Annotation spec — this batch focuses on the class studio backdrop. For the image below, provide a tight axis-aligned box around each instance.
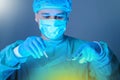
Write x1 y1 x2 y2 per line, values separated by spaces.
0 0 120 61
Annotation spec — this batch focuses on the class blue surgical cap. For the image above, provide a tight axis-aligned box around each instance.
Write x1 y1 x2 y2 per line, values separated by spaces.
33 0 72 13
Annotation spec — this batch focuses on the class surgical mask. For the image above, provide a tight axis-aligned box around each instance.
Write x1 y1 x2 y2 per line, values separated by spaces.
39 19 67 40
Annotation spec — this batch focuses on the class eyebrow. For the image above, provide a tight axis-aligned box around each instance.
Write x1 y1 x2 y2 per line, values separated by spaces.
56 13 66 16
41 12 66 16
41 13 50 16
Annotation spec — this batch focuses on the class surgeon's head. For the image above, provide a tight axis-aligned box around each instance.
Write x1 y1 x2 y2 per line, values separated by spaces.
33 0 72 40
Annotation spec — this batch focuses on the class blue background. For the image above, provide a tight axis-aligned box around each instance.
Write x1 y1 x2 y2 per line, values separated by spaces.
0 0 120 61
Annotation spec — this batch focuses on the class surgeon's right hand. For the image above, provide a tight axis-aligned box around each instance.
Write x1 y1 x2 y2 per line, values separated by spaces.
16 36 46 59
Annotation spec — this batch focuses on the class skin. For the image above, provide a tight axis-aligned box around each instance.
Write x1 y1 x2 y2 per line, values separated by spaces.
34 9 68 40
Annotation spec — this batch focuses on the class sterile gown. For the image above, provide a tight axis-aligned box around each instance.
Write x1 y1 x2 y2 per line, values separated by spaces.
0 36 120 80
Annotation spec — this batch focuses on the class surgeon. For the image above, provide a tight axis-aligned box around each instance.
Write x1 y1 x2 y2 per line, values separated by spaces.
0 0 120 80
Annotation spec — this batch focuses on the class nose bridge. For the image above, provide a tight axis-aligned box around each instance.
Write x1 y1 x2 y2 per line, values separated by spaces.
50 16 56 19
49 18 56 26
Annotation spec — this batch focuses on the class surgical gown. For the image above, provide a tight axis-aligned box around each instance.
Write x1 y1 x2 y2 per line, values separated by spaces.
0 35 120 80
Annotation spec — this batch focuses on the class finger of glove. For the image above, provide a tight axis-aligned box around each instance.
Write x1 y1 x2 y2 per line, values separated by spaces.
19 37 39 58
32 39 44 57
86 47 99 61
78 46 98 62
36 37 46 50
36 37 47 58
27 45 37 58
18 41 32 57
72 44 87 60
78 46 96 62
84 46 96 61
79 57 87 64
29 42 40 59
73 48 89 64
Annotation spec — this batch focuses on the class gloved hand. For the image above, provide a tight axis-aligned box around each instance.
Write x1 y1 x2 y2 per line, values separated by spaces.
18 36 46 59
72 42 102 63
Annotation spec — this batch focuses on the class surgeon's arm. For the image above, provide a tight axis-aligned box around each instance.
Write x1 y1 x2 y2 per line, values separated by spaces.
0 40 26 80
89 41 120 80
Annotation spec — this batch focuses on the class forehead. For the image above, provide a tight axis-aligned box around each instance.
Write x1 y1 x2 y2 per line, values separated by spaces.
37 9 66 15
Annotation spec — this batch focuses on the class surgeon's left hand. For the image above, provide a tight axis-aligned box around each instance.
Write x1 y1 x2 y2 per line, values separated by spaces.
72 42 102 64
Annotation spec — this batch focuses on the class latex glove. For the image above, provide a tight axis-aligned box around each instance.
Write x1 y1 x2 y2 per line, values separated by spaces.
18 36 47 59
72 42 102 64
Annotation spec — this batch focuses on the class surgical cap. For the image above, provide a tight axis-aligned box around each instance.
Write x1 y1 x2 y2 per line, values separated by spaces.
33 0 72 13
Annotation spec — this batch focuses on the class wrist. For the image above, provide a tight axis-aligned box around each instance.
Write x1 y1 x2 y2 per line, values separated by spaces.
14 46 23 58
13 46 27 63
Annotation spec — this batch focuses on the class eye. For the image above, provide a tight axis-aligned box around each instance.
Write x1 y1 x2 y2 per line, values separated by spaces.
55 16 65 20
43 15 51 19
